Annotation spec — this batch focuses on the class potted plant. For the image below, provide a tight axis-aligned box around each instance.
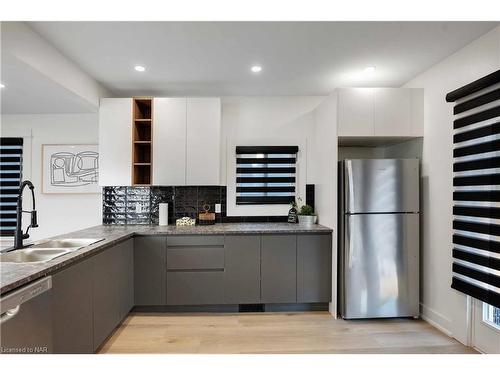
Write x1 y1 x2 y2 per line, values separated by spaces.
296 197 317 225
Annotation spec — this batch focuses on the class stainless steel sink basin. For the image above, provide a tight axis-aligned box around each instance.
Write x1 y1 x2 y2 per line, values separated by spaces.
30 238 104 250
0 238 104 263
0 248 71 263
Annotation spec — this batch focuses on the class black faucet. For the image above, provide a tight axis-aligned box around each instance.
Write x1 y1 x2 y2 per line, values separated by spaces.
12 180 38 250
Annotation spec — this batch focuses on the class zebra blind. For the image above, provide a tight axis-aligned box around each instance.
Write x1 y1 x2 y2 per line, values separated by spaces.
236 146 298 205
0 138 23 237
447 69 500 309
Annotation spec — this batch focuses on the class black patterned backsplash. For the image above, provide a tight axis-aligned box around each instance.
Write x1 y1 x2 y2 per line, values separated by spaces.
102 185 315 225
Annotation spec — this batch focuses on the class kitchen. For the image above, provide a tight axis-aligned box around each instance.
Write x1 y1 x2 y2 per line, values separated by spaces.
1 8 499 371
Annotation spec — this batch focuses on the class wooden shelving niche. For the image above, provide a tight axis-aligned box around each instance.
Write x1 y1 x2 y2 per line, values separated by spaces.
132 98 153 185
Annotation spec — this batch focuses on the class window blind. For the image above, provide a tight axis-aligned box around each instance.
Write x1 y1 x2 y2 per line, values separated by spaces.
235 146 298 205
0 138 23 237
447 69 500 309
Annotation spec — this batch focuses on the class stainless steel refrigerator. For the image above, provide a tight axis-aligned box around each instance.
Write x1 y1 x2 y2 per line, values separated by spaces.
338 159 420 319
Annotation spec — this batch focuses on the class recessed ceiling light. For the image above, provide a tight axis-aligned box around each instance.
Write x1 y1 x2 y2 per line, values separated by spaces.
251 65 262 73
134 65 146 72
364 66 376 73
0 83 5 88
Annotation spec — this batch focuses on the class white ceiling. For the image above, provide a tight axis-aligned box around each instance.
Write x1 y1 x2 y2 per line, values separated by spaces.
27 21 498 96
1 52 98 114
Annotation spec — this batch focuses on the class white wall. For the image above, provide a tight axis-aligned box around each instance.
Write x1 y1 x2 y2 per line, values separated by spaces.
338 146 386 160
338 140 423 160
383 138 423 159
221 96 324 216
1 114 102 241
312 92 338 314
403 26 500 344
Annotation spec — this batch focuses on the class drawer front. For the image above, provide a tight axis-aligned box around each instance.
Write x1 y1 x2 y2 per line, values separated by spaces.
167 235 224 247
166 271 224 305
167 247 224 270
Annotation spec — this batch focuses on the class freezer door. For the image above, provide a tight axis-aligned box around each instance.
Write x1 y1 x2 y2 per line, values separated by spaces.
342 213 419 319
344 159 419 213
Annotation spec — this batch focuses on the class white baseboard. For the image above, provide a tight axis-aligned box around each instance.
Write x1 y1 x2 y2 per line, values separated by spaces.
420 303 453 337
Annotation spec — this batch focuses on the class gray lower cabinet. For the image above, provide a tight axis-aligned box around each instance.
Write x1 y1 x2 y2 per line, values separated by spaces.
46 231 331 353
92 245 120 351
134 236 167 305
297 234 332 303
52 257 94 353
118 239 134 319
53 239 134 353
166 235 225 305
261 235 297 303
167 271 224 305
224 235 261 304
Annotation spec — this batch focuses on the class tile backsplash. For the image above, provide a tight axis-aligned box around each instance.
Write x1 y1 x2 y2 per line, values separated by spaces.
102 186 312 225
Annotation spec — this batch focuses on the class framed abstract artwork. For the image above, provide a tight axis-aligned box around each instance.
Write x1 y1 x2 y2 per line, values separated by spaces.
42 144 100 194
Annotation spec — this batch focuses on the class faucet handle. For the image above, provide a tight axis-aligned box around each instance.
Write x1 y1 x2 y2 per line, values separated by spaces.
30 210 38 228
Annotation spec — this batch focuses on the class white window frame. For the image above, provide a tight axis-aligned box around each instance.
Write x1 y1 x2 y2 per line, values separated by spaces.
482 302 500 332
226 137 307 217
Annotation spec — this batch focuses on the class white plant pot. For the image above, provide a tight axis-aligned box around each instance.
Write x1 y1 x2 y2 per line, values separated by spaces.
297 215 317 225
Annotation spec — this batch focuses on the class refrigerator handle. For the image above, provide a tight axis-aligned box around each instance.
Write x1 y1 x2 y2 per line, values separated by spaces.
346 215 354 268
346 160 355 213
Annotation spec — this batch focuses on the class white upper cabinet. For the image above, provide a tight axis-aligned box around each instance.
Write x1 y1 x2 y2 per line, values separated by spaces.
99 98 132 186
186 98 221 185
153 98 187 185
373 88 411 136
151 97 221 186
338 88 374 136
337 88 423 137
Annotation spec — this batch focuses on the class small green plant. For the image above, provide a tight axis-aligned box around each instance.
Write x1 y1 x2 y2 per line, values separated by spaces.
296 197 315 216
299 204 314 216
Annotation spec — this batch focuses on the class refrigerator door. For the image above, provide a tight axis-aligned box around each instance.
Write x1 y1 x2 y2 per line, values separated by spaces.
344 159 419 214
342 213 419 319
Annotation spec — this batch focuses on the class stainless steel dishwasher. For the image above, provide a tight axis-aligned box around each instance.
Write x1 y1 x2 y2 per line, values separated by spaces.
0 276 53 354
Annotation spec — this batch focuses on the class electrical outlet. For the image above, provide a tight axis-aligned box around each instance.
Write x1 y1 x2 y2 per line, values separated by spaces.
215 203 221 213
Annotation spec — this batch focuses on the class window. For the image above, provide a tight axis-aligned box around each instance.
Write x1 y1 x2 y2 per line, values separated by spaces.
483 303 500 330
235 146 298 205
0 138 23 237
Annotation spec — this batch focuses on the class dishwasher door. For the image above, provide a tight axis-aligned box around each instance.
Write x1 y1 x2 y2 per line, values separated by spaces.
0 276 53 354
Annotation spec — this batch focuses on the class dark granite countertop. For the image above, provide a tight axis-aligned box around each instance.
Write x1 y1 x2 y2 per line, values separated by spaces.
0 223 332 295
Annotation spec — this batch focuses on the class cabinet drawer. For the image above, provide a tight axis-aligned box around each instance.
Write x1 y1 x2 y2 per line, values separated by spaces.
166 271 224 305
167 235 224 247
167 247 224 270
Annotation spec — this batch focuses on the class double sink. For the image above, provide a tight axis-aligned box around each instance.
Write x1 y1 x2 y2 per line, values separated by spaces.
0 238 104 264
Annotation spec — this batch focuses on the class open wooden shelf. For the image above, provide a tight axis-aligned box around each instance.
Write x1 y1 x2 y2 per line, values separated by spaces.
132 98 153 185
133 164 151 185
133 99 152 120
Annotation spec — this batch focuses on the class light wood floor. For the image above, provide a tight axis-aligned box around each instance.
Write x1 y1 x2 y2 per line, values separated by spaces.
99 312 477 354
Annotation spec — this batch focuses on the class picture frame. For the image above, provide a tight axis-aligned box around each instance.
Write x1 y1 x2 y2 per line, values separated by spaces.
42 144 100 194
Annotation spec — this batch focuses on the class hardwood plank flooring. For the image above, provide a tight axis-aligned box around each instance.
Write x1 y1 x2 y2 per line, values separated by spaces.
99 312 477 354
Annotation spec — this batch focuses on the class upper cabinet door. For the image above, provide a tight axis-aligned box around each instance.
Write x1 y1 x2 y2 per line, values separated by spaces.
337 88 374 136
186 98 221 185
99 98 133 186
153 98 187 185
373 88 411 136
